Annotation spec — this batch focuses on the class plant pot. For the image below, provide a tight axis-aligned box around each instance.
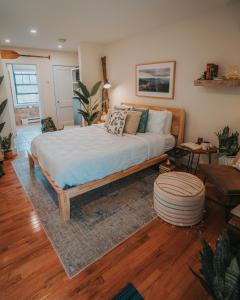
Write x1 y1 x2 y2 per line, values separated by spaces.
4 150 14 160
218 155 235 166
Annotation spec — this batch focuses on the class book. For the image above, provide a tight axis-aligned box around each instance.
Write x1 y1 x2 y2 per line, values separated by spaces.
180 142 202 151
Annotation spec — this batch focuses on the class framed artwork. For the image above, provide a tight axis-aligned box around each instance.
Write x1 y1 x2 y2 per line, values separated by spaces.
136 61 176 99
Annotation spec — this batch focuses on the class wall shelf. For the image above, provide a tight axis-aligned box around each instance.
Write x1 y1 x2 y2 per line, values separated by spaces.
194 79 240 87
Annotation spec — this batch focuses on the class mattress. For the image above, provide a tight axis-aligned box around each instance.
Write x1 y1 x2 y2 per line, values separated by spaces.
31 124 175 188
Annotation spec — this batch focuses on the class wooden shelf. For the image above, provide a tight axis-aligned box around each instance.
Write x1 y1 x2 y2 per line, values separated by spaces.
194 79 240 87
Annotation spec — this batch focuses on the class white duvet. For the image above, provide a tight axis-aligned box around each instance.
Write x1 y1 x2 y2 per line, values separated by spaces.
31 124 175 188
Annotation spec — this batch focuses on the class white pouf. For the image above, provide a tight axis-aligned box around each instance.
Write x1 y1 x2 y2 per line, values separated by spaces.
154 172 205 226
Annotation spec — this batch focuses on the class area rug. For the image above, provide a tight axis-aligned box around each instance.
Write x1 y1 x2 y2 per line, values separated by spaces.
13 156 158 278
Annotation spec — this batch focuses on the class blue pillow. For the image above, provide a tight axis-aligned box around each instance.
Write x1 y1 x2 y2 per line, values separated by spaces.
133 108 149 133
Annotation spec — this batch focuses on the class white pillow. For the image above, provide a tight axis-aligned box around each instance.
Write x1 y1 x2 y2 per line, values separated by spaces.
146 110 168 134
164 111 173 134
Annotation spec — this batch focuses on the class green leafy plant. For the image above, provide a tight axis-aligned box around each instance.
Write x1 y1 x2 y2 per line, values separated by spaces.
216 126 240 156
0 75 9 175
0 76 8 135
190 232 240 300
74 80 102 125
1 133 12 152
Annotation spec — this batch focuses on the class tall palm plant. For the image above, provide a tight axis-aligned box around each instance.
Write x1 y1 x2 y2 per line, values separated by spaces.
74 80 102 125
0 76 7 135
0 75 8 176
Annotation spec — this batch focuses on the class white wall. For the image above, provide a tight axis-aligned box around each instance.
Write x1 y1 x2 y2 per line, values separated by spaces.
78 42 105 88
1 47 78 134
105 3 240 145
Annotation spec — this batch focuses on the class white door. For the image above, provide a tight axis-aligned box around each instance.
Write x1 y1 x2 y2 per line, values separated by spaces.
53 65 75 128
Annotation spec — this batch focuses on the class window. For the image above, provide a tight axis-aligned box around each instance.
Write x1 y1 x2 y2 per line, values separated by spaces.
12 65 39 105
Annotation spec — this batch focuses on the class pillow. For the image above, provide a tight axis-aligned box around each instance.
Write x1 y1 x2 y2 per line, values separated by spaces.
146 110 168 134
164 110 173 134
133 108 149 133
124 111 142 135
104 106 131 126
105 110 128 136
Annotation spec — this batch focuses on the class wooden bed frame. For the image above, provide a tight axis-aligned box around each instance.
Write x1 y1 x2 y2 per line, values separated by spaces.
28 103 185 222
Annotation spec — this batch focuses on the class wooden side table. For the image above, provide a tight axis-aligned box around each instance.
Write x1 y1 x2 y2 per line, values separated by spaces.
178 145 217 173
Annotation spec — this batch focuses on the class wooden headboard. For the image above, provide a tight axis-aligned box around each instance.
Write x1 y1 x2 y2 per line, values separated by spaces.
122 102 185 145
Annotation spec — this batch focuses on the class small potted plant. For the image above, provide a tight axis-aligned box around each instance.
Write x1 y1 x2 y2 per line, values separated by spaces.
1 133 13 159
216 126 240 165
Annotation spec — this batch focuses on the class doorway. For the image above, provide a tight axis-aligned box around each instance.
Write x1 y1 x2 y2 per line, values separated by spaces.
7 63 42 153
52 65 77 128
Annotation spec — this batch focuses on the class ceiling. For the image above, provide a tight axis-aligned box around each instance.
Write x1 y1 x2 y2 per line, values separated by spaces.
0 0 232 51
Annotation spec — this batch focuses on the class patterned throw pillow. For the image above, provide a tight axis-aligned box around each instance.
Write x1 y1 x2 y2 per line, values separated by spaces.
105 110 128 136
133 108 149 133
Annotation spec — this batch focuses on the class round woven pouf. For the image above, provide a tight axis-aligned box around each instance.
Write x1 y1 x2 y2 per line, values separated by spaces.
154 172 205 226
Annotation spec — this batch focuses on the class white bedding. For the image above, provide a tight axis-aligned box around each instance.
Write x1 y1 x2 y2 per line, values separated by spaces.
31 124 175 188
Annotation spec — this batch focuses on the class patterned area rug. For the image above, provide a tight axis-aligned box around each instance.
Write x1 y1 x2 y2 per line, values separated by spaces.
13 156 158 278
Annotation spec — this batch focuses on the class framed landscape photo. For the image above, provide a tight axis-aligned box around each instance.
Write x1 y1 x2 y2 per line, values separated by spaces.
136 61 176 99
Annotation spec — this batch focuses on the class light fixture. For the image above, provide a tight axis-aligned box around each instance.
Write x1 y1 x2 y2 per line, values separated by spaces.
58 45 63 49
30 29 37 34
58 38 66 43
103 80 111 89
4 39 10 43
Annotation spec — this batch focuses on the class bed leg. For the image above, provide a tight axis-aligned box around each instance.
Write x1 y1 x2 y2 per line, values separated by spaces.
28 153 34 169
58 192 70 222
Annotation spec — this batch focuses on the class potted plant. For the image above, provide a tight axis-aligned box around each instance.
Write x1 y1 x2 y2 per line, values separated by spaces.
74 80 102 125
216 126 240 165
1 133 13 159
191 232 240 300
0 76 8 175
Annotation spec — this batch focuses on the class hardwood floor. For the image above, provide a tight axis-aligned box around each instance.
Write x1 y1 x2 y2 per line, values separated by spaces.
0 160 225 300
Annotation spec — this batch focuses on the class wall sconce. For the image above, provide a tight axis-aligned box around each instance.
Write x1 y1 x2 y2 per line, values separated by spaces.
103 80 111 89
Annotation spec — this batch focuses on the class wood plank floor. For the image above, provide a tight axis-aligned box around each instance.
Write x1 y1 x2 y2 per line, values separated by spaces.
0 160 225 300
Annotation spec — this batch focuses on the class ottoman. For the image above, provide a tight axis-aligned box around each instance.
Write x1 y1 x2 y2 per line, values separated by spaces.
154 172 205 226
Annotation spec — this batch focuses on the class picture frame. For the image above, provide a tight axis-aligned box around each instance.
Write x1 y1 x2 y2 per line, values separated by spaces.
136 61 176 99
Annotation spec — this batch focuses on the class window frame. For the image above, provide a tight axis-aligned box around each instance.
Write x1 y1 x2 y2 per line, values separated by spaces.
12 67 40 106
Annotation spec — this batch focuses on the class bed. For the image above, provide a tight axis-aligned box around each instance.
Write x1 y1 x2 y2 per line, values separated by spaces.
28 103 185 221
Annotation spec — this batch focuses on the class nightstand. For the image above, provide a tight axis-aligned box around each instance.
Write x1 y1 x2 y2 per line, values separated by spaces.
178 145 217 173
